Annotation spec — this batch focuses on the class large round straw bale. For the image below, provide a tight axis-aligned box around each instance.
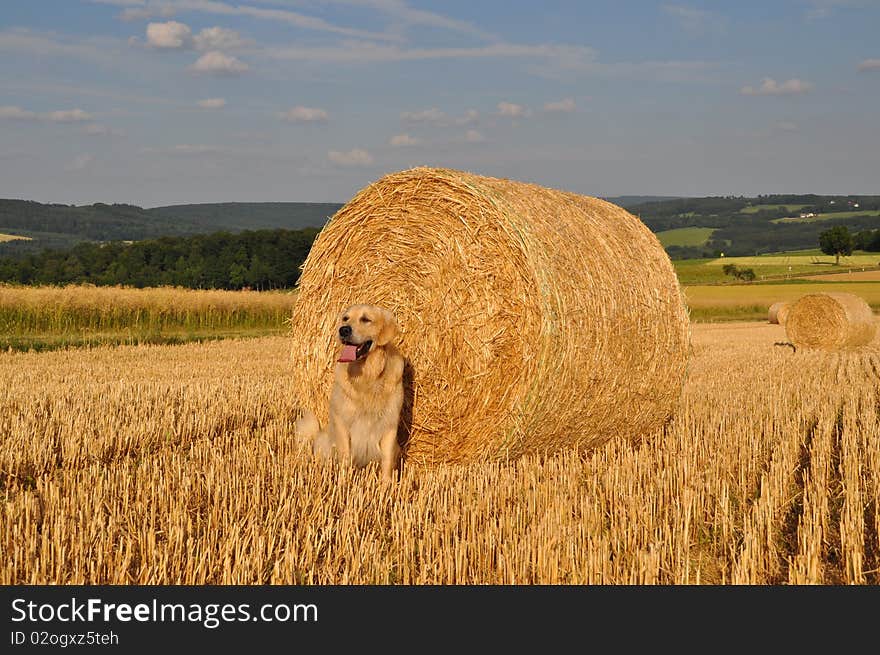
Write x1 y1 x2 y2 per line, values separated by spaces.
768 301 789 324
289 167 690 465
785 292 876 350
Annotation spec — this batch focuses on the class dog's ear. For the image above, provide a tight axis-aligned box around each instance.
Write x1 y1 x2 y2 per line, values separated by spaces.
376 308 399 346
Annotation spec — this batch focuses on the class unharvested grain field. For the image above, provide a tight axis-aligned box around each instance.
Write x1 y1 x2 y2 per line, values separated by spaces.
0 233 30 243
0 284 296 351
2 320 879 584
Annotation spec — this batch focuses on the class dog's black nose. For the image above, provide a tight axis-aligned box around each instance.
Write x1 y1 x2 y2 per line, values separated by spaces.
339 325 352 338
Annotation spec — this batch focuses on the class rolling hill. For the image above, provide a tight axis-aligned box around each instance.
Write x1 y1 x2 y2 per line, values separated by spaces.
2 194 880 261
629 194 880 258
0 199 341 257
147 202 343 232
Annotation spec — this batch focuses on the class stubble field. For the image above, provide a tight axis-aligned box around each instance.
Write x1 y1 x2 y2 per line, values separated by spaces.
2 320 879 584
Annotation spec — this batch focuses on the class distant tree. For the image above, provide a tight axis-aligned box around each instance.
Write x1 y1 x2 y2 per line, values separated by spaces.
818 226 854 265
721 262 756 281
854 230 872 251
852 229 880 252
228 262 248 289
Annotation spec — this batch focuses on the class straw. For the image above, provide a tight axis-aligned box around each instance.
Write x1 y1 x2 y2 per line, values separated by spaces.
290 167 690 464
785 292 876 350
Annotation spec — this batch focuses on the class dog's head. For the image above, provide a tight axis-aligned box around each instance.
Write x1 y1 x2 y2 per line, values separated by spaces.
336 304 398 363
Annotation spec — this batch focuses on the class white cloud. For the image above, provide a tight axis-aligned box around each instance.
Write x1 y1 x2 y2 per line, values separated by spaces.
146 21 192 48
340 0 497 41
198 97 227 109
401 108 446 124
857 58 880 71
3 23 712 87
389 133 420 147
400 107 479 127
94 0 490 42
328 148 373 166
85 123 125 136
45 109 93 122
67 153 95 171
143 22 247 51
740 77 813 96
776 121 799 132
496 101 529 117
194 26 247 51
464 129 484 143
190 50 249 75
106 0 400 42
543 98 576 113
266 42 597 65
453 109 479 126
279 106 329 122
0 105 37 120
0 105 93 122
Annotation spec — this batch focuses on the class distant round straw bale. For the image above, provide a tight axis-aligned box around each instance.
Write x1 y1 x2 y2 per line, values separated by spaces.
768 301 790 324
289 167 690 465
784 292 876 350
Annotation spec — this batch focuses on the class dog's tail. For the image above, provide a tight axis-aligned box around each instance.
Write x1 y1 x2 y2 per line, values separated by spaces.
295 409 320 445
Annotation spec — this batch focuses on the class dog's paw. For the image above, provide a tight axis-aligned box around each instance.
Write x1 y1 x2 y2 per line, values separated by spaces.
295 410 320 441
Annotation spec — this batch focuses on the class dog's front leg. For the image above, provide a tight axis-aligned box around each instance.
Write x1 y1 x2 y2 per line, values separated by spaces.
329 413 352 465
378 429 400 483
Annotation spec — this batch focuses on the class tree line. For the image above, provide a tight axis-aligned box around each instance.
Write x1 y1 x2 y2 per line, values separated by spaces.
0 228 319 290
854 228 880 251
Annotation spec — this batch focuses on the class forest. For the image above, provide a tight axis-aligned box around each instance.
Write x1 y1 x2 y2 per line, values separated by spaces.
0 229 319 290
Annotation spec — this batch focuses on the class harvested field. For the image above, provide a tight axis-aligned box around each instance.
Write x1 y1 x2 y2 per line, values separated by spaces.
2 321 879 584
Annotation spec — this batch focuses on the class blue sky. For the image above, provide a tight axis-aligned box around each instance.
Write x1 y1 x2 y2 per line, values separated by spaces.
1 0 879 206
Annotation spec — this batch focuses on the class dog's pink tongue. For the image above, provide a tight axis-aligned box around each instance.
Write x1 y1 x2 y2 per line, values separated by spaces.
337 344 358 363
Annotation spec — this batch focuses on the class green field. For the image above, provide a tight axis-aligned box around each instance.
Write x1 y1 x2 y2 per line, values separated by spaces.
685 281 880 322
772 209 880 223
673 251 880 285
740 203 807 214
656 227 715 247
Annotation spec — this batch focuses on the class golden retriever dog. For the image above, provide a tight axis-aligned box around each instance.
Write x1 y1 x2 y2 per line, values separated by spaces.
296 304 404 481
